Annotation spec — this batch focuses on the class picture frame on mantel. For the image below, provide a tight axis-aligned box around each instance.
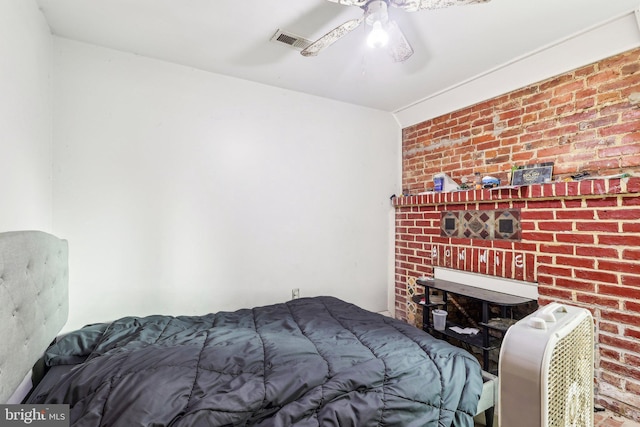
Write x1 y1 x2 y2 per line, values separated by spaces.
511 163 554 186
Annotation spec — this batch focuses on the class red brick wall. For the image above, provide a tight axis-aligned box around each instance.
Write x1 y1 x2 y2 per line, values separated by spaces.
395 47 640 420
402 48 640 195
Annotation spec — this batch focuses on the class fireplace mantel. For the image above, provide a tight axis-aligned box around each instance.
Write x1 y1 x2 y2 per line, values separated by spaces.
393 177 640 207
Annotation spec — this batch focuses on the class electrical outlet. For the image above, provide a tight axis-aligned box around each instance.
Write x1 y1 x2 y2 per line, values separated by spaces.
292 288 300 299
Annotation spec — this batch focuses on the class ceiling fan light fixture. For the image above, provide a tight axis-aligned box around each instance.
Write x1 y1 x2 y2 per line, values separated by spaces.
367 20 389 48
365 0 390 48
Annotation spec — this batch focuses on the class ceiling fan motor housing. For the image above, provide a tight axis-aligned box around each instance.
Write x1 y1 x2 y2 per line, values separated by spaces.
365 0 389 26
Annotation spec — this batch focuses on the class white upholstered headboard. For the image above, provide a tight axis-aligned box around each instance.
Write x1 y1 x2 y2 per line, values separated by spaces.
0 231 69 403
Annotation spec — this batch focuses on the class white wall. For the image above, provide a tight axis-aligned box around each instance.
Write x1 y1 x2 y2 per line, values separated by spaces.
0 0 53 231
52 38 400 331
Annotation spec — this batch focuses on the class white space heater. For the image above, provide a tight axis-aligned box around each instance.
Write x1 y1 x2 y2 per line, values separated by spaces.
499 303 594 427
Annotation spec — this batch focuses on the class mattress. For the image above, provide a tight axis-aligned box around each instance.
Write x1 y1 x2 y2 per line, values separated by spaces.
28 296 483 427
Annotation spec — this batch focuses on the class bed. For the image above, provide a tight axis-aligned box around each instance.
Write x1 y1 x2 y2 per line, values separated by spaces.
0 230 495 427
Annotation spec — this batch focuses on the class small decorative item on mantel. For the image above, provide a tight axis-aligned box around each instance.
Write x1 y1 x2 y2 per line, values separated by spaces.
433 173 459 192
457 176 471 190
474 172 482 190
481 176 501 188
511 162 554 186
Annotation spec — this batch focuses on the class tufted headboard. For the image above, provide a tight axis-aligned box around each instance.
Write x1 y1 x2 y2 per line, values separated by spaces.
0 231 69 403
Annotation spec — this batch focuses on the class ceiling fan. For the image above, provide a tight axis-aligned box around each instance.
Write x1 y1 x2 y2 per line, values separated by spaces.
301 0 491 62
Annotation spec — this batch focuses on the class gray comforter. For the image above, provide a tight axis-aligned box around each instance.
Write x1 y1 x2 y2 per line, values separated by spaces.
34 296 482 426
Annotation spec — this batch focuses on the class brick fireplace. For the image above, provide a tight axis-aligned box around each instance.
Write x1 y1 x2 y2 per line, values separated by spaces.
394 47 640 419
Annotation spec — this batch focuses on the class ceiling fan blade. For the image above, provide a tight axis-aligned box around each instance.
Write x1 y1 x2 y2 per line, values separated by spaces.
301 17 364 57
326 0 368 6
416 0 492 10
386 20 414 62
390 0 490 11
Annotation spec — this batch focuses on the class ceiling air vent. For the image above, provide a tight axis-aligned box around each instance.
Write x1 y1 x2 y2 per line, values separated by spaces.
270 29 312 51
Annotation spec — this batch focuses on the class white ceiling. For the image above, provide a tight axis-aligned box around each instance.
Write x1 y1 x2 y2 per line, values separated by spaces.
35 0 639 113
